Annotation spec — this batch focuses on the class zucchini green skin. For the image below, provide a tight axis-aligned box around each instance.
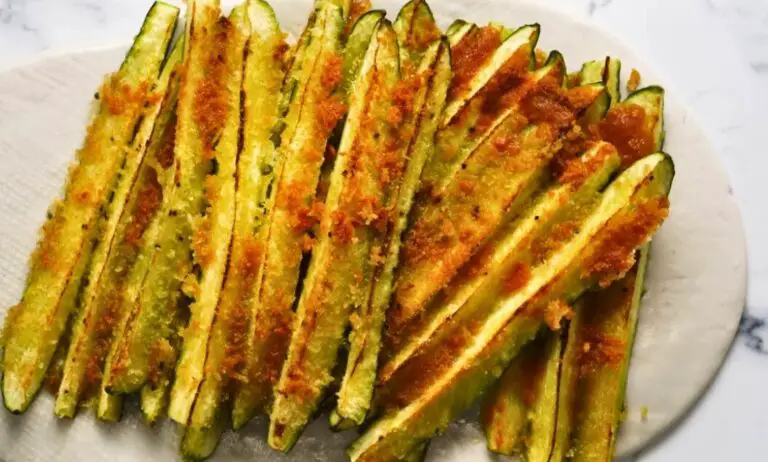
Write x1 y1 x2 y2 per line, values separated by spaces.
393 0 441 72
580 57 621 108
390 81 606 338
349 153 674 461
555 86 664 462
1 1 178 414
231 0 346 429
379 141 619 384
343 10 385 96
446 20 475 48
186 0 285 436
333 38 451 427
103 0 221 398
482 331 561 458
267 19 401 453
54 35 184 421
169 2 250 426
181 409 227 462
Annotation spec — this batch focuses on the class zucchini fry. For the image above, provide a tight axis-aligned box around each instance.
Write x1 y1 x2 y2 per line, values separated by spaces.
389 78 606 339
476 58 621 453
418 25 541 197
380 142 620 383
393 0 441 72
168 1 249 425
349 153 673 461
1 1 178 414
231 0 346 429
185 0 286 442
551 85 665 462
54 38 184 420
481 331 561 458
333 36 452 426
103 0 227 400
268 19 400 452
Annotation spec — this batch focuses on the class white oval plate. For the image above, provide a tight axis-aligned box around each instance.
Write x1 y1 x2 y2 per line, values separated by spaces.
0 1 746 461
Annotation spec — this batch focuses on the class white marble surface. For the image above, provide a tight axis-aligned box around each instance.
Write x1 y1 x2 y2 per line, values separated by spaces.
1 0 767 460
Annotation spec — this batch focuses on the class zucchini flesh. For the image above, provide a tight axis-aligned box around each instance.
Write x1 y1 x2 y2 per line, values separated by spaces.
1 1 178 414
268 19 400 453
349 153 673 461
481 331 561 458
186 0 285 436
379 142 620 384
389 81 606 337
393 0 441 73
231 1 346 428
168 1 249 425
334 38 451 426
54 36 184 420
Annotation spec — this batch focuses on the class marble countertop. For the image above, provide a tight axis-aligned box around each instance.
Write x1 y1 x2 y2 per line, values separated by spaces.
1 0 767 460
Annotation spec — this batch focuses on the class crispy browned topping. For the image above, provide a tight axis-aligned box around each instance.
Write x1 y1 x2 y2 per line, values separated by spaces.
579 329 625 376
346 0 373 36
405 0 441 54
450 26 502 98
474 46 532 132
147 338 174 388
124 168 163 248
557 143 614 187
543 299 574 330
193 17 233 158
585 196 670 287
192 216 214 267
627 68 641 93
317 95 347 135
598 103 655 167
100 73 150 116
154 113 177 169
503 261 532 294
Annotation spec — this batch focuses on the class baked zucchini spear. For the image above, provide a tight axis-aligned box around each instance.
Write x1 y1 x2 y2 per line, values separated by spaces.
1 1 178 414
168 0 249 425
332 12 451 428
349 152 673 461
268 18 401 452
392 0 441 72
380 140 620 385
52 37 184 421
476 57 621 452
550 84 665 462
389 74 606 340
183 0 285 448
418 24 541 197
102 0 230 402
231 0 346 429
481 331 562 459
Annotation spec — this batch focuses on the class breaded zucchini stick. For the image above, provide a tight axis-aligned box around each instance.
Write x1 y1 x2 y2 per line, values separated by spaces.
1 1 178 414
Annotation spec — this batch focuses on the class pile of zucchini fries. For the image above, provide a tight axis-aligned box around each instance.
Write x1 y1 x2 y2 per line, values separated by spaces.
0 0 674 460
